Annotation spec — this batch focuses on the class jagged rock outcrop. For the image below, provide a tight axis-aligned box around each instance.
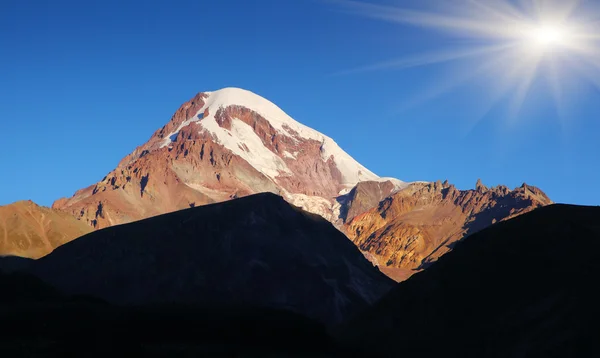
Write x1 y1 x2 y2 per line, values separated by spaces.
337 178 409 224
0 201 92 258
344 179 552 281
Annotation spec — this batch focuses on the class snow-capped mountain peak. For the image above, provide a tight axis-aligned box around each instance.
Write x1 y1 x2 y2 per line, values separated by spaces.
54 87 405 229
160 87 378 186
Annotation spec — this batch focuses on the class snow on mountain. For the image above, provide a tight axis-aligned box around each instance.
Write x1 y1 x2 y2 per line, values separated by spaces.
160 87 378 186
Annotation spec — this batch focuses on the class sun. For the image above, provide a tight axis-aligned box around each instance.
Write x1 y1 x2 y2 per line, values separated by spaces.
530 25 568 48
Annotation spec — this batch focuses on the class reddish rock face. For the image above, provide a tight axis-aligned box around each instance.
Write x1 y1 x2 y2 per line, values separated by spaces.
53 130 281 229
343 180 553 281
117 93 209 169
340 180 401 223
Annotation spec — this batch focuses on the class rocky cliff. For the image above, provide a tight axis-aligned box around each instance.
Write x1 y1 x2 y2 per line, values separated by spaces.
344 179 552 281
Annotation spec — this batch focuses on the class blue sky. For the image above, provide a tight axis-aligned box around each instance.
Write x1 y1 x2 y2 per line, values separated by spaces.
1 0 599 207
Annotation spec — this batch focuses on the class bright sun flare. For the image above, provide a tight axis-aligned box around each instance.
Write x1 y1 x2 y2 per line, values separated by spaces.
530 25 568 47
335 0 600 122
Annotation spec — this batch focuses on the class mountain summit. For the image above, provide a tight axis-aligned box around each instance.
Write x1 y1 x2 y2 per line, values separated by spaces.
53 88 387 228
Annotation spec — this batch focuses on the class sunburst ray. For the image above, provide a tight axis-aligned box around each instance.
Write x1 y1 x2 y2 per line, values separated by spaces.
330 0 600 124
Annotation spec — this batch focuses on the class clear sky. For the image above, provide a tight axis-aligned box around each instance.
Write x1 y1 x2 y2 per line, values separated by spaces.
1 0 599 207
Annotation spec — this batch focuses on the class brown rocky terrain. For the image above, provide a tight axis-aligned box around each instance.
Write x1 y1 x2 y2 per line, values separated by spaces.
337 178 408 224
344 179 552 281
0 201 91 258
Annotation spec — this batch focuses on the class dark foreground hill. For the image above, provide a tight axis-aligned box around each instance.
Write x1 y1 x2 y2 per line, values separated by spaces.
17 193 394 326
336 204 600 357
0 283 339 357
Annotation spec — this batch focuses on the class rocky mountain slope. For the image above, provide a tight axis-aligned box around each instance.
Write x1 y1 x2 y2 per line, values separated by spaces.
52 87 390 229
0 200 92 258
22 193 394 326
337 204 600 357
344 179 552 281
337 177 410 223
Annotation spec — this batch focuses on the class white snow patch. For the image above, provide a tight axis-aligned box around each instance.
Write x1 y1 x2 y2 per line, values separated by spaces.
202 118 292 178
319 136 378 185
282 151 296 159
284 192 334 221
338 187 353 196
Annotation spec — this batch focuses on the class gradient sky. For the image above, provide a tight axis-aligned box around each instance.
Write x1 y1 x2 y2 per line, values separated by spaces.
1 0 599 207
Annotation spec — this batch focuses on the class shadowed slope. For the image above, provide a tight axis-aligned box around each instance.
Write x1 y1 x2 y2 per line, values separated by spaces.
337 204 600 357
0 269 342 357
26 192 393 326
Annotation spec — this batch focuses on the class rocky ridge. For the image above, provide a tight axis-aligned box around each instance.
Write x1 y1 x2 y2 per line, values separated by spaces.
344 179 552 281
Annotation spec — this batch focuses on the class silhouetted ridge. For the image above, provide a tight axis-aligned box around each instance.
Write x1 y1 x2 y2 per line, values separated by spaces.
21 193 393 326
0 271 61 304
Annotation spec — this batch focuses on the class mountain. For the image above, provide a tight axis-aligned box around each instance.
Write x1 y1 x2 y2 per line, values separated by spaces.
0 200 92 258
22 193 394 326
4 88 551 284
52 87 388 230
336 204 600 357
344 179 552 281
